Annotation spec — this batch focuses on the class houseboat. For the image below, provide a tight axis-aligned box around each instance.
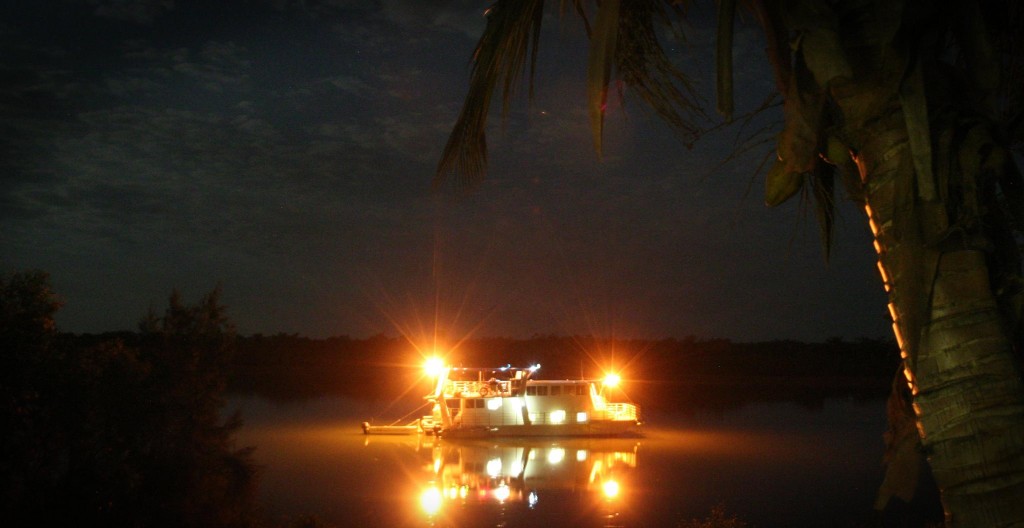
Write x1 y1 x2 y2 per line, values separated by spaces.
417 363 641 438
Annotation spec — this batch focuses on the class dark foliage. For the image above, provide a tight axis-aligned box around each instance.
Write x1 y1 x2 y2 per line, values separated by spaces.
0 273 257 527
221 332 897 413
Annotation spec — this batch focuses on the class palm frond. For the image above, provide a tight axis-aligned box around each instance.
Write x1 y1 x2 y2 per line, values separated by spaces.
810 160 836 262
435 0 546 190
702 93 782 185
716 0 737 121
437 0 707 188
749 0 791 96
565 0 593 37
611 0 705 148
759 0 842 258
587 0 620 157
979 1 1024 153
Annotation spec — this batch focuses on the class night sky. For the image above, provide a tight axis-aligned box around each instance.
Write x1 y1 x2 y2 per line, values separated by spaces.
1 1 889 342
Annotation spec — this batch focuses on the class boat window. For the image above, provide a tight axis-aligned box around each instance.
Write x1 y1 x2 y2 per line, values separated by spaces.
537 386 548 396
526 386 536 396
576 385 586 395
551 386 561 396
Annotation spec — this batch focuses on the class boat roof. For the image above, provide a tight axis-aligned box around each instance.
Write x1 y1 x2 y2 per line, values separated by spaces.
445 365 541 382
443 365 597 384
526 379 593 384
448 365 536 372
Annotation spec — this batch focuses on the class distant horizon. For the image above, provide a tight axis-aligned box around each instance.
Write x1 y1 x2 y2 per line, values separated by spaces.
61 326 896 344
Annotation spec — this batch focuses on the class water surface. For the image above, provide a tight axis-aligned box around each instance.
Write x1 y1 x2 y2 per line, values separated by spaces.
231 397 886 527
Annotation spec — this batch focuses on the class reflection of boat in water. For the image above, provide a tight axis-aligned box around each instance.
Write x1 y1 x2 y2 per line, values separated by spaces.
419 363 642 438
420 438 639 518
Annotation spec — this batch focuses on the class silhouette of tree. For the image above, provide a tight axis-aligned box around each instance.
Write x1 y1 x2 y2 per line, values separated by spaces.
0 270 65 521
0 274 257 527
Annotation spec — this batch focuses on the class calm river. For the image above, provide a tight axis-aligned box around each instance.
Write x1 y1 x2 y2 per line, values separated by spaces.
230 396 887 527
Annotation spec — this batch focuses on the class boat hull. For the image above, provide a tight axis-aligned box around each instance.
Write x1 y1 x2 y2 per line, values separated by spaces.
361 421 421 435
438 420 641 439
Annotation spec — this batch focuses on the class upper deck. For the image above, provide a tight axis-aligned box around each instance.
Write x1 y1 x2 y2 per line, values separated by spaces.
438 365 595 399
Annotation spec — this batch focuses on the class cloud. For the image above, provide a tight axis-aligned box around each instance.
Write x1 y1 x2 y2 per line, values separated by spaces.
91 0 176 25
166 42 252 93
324 74 373 95
378 0 486 39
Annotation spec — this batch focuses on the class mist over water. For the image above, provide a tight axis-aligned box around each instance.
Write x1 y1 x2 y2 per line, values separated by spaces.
230 396 886 527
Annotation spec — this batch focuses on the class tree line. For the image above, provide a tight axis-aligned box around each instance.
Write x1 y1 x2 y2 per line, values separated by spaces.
222 332 899 411
1 271 258 527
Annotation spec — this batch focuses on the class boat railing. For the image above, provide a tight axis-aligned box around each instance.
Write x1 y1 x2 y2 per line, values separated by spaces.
444 379 510 397
446 380 476 395
600 403 639 422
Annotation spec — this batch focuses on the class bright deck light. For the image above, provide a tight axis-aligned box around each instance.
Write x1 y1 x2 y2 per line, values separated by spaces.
602 480 620 499
550 409 566 424
421 486 442 515
425 357 445 377
493 484 510 502
486 457 502 477
603 373 621 388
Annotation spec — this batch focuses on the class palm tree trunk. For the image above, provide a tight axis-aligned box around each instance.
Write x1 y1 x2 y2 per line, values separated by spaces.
843 83 1024 525
916 250 1024 525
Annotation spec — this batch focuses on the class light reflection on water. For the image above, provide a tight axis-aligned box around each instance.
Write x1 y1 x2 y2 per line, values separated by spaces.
416 437 640 527
229 397 886 527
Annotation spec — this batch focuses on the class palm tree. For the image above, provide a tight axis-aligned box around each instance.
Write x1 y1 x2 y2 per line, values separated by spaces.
436 1 1024 525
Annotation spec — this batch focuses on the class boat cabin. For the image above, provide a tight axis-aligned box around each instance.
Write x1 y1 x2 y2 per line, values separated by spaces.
423 365 640 436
